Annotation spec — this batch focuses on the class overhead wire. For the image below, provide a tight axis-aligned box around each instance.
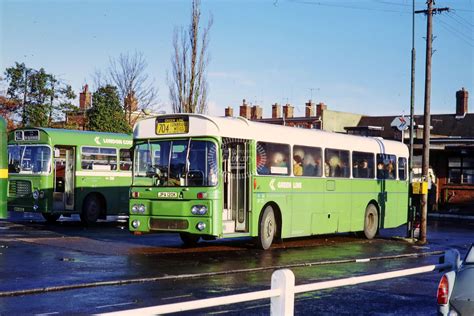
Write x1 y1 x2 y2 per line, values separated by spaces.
451 11 474 28
289 0 411 13
436 15 474 48
444 11 473 31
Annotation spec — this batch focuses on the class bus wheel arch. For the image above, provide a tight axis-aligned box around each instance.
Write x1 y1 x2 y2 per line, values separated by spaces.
364 201 380 239
81 193 105 225
256 202 281 250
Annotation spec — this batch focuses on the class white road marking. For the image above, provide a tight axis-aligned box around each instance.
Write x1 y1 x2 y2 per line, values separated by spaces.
162 294 193 300
96 302 135 309
35 312 59 316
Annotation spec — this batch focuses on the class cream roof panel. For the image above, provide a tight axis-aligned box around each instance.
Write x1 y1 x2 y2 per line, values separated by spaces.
134 114 408 157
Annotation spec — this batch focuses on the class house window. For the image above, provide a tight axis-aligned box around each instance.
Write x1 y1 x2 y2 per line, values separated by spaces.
448 157 474 184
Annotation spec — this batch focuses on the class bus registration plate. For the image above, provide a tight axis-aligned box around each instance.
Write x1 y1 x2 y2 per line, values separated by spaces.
158 192 178 198
156 117 189 135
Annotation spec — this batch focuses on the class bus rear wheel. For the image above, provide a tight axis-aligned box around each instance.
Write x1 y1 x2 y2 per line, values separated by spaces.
42 213 60 223
81 195 101 225
179 233 200 247
364 204 379 239
257 205 276 250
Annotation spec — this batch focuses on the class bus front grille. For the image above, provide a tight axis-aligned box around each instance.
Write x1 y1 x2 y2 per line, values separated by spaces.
9 180 32 197
150 218 189 230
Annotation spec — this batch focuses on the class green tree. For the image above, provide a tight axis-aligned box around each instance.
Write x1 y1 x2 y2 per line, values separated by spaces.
2 62 76 127
87 85 131 133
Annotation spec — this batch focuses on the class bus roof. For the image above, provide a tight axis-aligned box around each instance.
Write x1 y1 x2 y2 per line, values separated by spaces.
9 127 132 148
134 114 408 157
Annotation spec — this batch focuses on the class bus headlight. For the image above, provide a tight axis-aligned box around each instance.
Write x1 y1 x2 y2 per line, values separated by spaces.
196 222 206 231
32 190 40 200
131 204 146 214
131 220 140 229
191 205 207 215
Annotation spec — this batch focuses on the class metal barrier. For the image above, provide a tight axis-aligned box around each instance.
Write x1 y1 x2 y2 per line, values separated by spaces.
98 249 460 316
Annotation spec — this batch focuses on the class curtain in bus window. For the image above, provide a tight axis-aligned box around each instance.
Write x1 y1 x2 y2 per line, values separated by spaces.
376 154 397 180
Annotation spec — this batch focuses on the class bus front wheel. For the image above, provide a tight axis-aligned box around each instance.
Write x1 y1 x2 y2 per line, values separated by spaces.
257 205 276 250
364 204 379 239
179 233 200 247
81 195 101 225
42 213 60 223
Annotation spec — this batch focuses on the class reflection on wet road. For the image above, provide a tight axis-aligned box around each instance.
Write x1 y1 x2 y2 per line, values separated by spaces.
0 215 472 315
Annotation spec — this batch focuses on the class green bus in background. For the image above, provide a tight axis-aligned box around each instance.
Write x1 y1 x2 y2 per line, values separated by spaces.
129 114 409 249
0 117 7 219
7 128 132 224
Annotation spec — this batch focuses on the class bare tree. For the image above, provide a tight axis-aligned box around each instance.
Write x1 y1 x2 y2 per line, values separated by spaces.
92 51 159 125
169 0 213 114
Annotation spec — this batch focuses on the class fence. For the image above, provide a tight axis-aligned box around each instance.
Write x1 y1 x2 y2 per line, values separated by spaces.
99 249 460 316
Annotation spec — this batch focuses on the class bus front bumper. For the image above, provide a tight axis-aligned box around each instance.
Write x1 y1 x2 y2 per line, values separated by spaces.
129 215 213 236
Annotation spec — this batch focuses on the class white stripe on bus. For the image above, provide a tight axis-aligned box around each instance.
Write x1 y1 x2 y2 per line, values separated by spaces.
75 171 132 177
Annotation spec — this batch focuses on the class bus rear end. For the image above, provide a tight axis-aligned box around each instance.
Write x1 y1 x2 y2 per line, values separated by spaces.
129 135 221 244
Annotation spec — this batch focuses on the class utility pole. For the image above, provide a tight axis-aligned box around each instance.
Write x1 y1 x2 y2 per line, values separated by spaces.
415 1 449 244
408 0 416 239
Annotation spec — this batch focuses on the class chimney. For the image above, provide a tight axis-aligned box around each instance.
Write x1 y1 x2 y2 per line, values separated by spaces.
456 88 468 117
225 106 233 117
305 100 315 117
251 105 262 120
283 104 294 119
272 103 281 119
79 84 92 110
239 99 251 119
316 102 327 116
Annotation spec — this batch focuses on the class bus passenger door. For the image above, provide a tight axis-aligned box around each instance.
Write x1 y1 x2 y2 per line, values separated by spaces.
53 147 75 212
64 148 75 210
222 139 249 233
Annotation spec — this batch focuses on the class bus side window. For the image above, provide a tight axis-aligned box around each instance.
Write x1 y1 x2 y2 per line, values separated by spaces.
398 157 407 180
352 151 374 179
293 145 322 177
325 148 350 178
119 148 132 171
256 142 290 176
376 154 397 179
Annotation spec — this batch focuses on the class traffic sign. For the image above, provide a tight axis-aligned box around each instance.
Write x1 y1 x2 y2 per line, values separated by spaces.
391 116 411 131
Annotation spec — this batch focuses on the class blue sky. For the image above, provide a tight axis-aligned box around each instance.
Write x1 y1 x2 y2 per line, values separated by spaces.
1 0 473 117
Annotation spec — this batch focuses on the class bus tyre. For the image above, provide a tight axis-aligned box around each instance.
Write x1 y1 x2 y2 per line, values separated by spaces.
257 206 276 250
42 213 60 223
364 204 379 240
81 196 101 225
180 233 200 247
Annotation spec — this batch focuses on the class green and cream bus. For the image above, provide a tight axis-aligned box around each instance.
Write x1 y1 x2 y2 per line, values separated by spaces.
0 117 7 219
7 128 132 224
129 114 409 249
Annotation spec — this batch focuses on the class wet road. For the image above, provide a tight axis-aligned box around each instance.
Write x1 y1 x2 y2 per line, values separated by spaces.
0 212 472 315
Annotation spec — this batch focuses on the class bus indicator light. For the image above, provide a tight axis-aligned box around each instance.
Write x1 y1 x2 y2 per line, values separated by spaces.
132 191 140 198
197 192 207 199
254 178 257 190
